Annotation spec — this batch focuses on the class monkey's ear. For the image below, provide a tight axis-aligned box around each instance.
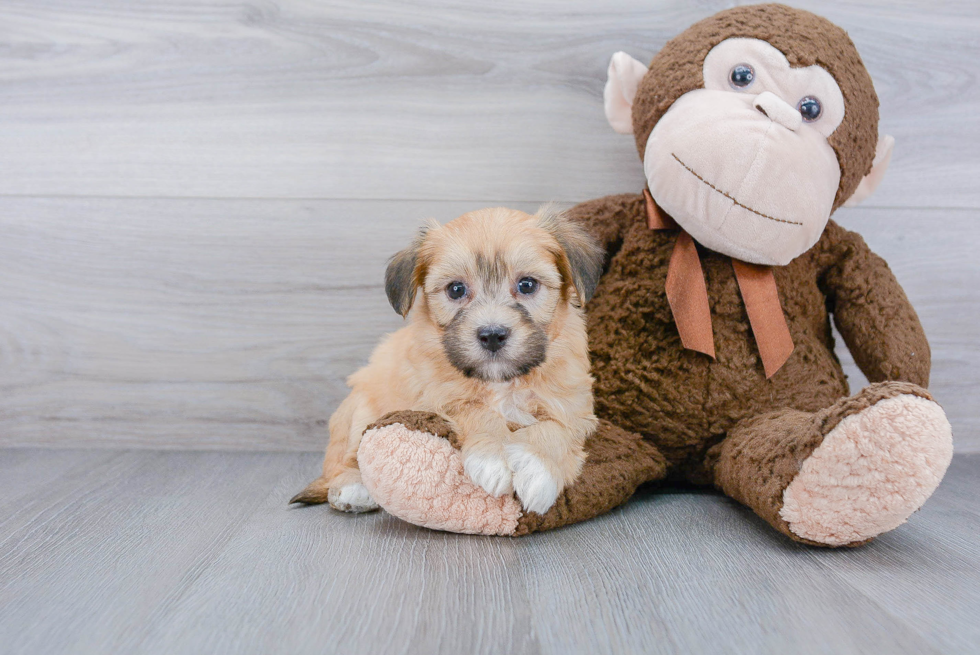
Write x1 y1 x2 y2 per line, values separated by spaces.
385 229 428 317
604 52 649 135
537 205 605 305
843 134 895 207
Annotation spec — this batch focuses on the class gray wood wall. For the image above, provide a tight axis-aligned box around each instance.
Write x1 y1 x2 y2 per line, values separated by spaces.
1 0 977 452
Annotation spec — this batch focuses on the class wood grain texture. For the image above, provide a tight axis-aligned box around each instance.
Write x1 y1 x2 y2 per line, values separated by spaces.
0 199 976 452
0 0 976 206
0 449 308 655
1 449 976 655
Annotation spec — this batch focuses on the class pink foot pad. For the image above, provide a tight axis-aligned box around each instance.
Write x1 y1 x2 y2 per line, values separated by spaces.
781 394 953 546
357 423 522 535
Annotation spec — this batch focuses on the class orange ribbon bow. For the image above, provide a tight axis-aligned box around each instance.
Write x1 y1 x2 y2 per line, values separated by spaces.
644 189 794 378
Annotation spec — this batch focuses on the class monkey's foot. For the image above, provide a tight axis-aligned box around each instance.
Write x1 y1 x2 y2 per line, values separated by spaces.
357 412 522 536
780 390 953 546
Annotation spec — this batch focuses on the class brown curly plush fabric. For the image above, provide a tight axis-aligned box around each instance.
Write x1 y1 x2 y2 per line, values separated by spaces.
632 3 879 209
548 186 930 542
577 193 930 466
507 6 929 544
509 6 933 545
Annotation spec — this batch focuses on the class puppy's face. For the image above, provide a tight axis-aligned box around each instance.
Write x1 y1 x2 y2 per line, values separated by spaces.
426 217 560 382
385 207 603 383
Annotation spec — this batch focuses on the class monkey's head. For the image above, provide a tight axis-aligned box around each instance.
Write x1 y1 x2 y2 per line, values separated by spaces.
605 4 893 266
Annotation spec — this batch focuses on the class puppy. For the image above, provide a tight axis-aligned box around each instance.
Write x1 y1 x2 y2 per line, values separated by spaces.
291 206 603 515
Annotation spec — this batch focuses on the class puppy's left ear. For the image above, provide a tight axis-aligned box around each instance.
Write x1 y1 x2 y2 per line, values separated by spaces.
385 228 428 317
537 205 605 305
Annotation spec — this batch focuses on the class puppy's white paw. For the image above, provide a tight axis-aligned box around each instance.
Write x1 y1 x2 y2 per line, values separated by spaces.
506 444 559 515
328 482 380 513
463 452 514 497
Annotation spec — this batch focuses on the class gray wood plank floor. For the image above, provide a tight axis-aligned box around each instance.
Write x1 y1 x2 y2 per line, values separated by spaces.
0 449 977 655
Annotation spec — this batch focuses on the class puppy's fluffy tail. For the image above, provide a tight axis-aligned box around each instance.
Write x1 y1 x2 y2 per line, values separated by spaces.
289 476 331 505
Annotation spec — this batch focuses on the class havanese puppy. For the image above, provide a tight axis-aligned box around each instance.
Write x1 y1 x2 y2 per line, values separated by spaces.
291 206 603 515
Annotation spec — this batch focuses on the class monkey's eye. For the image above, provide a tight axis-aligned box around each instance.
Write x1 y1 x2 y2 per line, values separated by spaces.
729 64 755 89
798 96 822 122
446 281 467 300
517 277 538 295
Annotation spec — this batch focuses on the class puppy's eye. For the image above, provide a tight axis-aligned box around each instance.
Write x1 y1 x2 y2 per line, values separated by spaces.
517 277 538 295
729 64 754 89
446 281 467 300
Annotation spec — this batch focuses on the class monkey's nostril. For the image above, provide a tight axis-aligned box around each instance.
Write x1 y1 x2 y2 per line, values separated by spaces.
752 91 802 132
477 326 510 353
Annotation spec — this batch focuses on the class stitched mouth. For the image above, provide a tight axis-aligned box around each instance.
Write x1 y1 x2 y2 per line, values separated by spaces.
671 153 803 227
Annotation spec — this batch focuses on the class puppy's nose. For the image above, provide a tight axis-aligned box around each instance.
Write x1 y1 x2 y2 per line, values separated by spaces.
477 326 510 353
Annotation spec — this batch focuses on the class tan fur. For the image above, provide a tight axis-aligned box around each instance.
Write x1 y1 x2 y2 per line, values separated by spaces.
292 207 599 513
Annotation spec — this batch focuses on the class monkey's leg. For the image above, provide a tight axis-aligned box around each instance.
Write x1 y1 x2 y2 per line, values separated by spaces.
357 412 667 536
707 381 953 547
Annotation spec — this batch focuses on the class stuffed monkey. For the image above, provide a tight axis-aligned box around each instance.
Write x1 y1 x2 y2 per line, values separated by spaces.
348 4 954 546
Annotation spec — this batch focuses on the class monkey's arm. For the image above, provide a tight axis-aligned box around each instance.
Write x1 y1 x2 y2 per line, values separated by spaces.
565 193 644 268
817 220 930 387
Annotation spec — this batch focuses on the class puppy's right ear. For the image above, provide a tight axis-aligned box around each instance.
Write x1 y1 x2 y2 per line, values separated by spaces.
385 229 427 317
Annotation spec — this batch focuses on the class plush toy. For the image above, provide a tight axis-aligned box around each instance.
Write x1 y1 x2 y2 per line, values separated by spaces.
354 3 953 546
